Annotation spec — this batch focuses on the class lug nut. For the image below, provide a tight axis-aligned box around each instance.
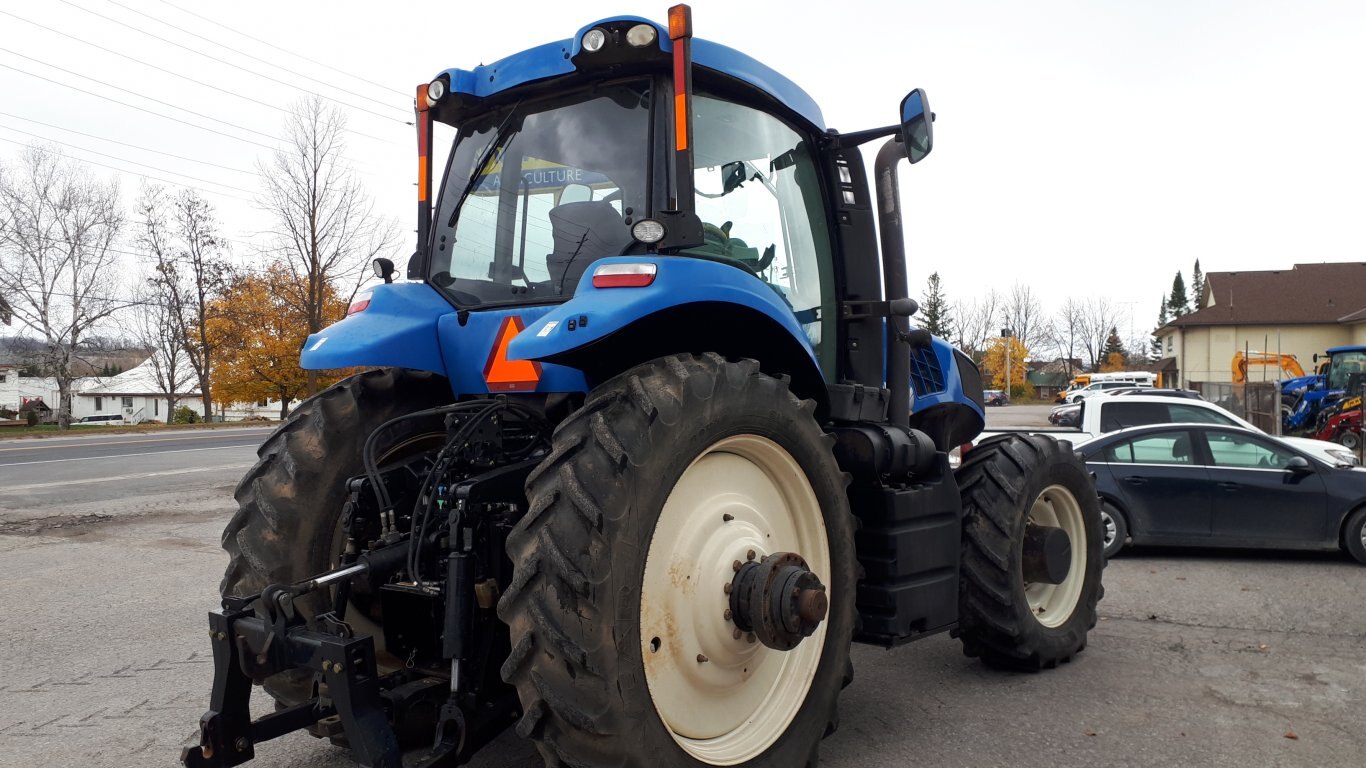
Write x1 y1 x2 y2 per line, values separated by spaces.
722 513 734 522
696 654 709 663
746 633 757 644
733 628 743 640
723 609 733 621
732 560 742 572
723 583 732 594
746 549 756 561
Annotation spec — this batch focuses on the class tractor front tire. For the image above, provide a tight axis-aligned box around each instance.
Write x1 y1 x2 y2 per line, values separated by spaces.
499 354 857 768
220 368 452 704
955 434 1104 671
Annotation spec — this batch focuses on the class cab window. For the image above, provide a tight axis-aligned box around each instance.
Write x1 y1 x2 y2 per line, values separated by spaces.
685 93 835 375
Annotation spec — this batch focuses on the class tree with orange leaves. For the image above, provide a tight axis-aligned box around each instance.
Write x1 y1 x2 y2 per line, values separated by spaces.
208 265 346 419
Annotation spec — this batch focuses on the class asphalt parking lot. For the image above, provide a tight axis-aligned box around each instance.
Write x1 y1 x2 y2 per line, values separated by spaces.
0 419 1363 768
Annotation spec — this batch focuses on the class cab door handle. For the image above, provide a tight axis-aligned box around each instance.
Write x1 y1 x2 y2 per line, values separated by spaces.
1123 477 1148 486
1217 481 1239 492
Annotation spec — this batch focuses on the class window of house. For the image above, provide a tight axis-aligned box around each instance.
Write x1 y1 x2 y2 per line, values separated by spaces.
1166 336 1173 352
0 374 7 383
95 396 103 412
257 398 268 407
153 399 158 416
121 397 133 409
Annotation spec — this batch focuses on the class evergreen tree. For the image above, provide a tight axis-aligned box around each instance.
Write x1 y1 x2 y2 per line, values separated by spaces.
1102 326 1126 361
1152 294 1169 358
919 272 953 338
1190 259 1204 310
1166 272 1189 318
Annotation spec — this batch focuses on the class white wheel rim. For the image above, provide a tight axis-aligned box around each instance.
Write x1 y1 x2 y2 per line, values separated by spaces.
640 434 829 766
1024 484 1087 628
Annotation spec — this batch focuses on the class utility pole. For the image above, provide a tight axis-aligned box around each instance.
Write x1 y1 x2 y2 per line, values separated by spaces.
1002 327 1014 401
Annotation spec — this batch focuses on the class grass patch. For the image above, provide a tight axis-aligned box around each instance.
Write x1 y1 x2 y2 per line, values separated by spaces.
0 420 276 439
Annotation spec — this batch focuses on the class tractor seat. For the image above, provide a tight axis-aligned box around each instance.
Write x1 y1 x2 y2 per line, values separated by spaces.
545 201 633 294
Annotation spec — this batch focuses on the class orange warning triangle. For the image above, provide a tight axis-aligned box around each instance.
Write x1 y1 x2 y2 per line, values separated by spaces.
483 316 542 392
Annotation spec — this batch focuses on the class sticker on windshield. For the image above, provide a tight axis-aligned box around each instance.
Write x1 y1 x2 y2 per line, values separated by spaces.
537 321 558 337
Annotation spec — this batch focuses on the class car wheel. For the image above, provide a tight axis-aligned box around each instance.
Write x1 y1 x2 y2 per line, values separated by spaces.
1343 507 1366 565
1099 502 1128 559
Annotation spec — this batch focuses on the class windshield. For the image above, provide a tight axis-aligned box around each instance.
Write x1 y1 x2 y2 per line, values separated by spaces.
429 80 652 307
1327 351 1366 391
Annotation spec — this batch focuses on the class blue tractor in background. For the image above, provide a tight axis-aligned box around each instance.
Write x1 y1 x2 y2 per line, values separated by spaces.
184 8 1103 768
1284 346 1366 433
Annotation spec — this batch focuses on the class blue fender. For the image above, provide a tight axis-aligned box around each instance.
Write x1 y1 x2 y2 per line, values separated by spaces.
300 283 451 373
507 256 819 370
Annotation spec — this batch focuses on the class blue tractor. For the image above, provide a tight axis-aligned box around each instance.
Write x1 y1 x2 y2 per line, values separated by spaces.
1284 346 1366 432
184 8 1103 768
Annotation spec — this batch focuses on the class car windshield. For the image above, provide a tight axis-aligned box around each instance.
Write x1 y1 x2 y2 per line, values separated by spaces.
1326 351 1366 391
429 80 652 307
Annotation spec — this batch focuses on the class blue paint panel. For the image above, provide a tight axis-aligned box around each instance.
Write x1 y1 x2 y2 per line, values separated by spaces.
507 256 818 369
300 283 450 374
436 307 590 397
911 336 985 423
434 16 825 130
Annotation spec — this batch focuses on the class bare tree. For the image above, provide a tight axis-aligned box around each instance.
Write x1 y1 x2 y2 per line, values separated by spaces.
259 96 401 396
126 283 196 421
0 146 123 429
952 289 1002 360
1002 282 1047 350
1078 297 1119 372
1046 297 1086 377
135 185 231 417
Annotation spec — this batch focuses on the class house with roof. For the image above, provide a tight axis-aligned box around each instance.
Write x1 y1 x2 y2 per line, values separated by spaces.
1155 262 1366 386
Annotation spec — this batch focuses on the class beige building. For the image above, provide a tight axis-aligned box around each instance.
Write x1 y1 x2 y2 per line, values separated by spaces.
1156 262 1366 387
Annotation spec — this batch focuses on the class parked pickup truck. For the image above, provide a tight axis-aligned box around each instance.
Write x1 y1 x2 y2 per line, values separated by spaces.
977 394 1361 467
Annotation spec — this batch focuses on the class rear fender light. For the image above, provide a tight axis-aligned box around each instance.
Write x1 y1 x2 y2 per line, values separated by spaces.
592 263 657 288
347 291 373 316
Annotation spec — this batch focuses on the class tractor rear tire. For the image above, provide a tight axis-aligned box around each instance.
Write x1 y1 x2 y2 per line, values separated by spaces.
220 368 452 704
955 434 1104 671
499 353 857 768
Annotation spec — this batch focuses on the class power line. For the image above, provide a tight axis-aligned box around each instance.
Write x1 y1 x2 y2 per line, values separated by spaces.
0 48 281 143
0 123 256 195
0 61 278 151
0 10 403 147
0 135 255 203
152 0 411 100
56 0 409 124
105 0 411 117
0 110 256 176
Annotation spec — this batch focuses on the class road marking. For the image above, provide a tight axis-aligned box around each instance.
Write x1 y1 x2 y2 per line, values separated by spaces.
0 429 272 453
0 444 257 468
2 464 252 492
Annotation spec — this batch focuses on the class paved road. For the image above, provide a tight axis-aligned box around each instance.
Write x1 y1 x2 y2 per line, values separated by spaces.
1 418 1363 768
0 427 271 530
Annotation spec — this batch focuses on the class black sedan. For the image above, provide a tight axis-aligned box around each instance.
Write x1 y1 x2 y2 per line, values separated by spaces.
1075 423 1366 562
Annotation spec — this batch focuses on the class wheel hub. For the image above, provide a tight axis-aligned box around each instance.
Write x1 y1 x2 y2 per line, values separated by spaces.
1022 522 1072 585
729 553 828 651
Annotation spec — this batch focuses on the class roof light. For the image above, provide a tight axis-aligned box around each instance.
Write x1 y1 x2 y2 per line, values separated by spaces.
631 218 666 244
593 263 657 288
425 78 445 107
582 28 607 52
626 23 657 47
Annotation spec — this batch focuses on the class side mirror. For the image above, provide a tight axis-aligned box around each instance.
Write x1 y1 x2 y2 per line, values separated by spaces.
1286 456 1314 474
372 257 396 284
900 89 934 164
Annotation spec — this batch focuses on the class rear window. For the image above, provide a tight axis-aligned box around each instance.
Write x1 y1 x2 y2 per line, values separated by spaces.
1098 401 1168 432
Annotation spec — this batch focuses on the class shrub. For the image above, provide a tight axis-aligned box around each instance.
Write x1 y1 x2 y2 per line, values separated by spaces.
173 406 201 424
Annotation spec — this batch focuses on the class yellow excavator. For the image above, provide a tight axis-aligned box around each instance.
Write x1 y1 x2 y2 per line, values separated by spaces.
1232 351 1306 383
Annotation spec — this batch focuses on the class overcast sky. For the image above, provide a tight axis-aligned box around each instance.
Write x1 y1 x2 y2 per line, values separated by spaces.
2 0 1363 345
